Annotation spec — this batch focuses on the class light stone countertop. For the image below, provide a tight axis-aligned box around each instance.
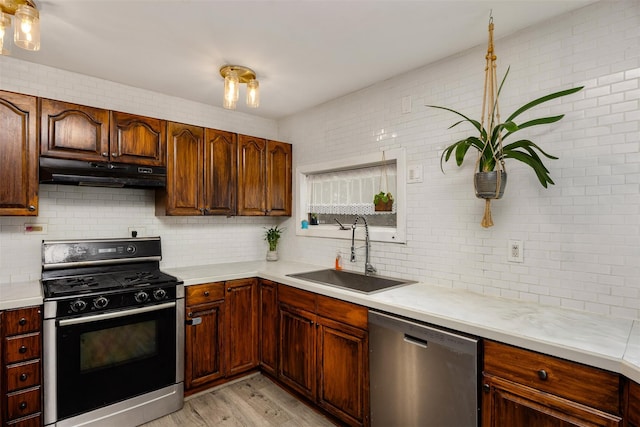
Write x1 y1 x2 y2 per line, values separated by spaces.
167 260 640 384
2 260 638 383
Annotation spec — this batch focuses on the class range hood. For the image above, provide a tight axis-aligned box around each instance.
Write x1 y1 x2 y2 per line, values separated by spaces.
39 157 166 188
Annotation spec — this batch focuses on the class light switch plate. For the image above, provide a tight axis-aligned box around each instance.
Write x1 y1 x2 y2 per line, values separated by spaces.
407 163 423 183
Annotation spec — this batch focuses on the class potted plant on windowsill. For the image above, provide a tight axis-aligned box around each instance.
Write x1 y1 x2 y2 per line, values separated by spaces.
374 191 393 212
264 225 285 261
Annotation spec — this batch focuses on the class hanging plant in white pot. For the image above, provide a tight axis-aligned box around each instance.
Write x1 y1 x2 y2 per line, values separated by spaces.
427 17 582 227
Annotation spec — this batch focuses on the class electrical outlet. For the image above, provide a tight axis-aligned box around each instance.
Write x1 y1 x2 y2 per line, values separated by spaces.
24 224 48 234
508 240 524 263
128 227 145 238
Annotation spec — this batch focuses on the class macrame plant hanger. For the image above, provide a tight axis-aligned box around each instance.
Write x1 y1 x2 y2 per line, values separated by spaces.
477 14 505 228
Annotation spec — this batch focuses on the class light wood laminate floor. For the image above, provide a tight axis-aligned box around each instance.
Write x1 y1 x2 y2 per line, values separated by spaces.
141 374 336 427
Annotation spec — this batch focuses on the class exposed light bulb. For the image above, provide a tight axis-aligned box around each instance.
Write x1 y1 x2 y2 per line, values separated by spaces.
246 79 260 108
0 13 10 55
223 70 240 110
14 4 40 51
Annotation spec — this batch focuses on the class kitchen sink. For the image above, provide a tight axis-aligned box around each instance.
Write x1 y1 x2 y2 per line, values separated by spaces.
287 269 416 294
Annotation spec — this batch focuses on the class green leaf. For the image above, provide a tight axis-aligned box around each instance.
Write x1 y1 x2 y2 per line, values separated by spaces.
505 86 584 123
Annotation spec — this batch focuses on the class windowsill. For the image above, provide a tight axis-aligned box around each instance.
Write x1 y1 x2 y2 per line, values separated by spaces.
297 224 403 244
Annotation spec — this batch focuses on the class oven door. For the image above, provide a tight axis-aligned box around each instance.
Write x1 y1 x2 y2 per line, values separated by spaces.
51 302 177 421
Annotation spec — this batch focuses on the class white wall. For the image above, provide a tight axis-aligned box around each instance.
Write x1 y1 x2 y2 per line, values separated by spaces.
0 56 283 284
278 0 640 320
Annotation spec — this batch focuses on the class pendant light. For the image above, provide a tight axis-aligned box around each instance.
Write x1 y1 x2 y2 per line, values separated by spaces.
0 0 41 55
219 65 260 110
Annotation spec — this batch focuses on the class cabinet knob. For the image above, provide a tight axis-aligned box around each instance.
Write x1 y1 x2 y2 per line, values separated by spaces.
102 152 109 157
18 345 27 354
28 205 36 211
111 153 118 157
537 369 548 381
18 317 27 326
19 373 28 381
227 288 232 292
19 401 27 410
204 291 210 297
483 383 490 393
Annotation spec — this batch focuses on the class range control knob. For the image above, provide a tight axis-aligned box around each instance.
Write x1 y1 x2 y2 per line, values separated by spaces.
126 244 136 254
70 299 87 313
134 291 149 303
153 288 167 300
93 296 109 309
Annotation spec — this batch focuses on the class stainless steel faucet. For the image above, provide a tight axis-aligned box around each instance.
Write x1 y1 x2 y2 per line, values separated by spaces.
350 215 376 275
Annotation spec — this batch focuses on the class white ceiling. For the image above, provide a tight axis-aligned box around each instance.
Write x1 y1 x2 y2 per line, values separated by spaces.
8 0 596 120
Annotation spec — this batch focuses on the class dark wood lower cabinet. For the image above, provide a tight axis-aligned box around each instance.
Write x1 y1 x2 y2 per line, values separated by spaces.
317 316 368 426
483 340 622 427
278 284 369 427
185 300 225 389
259 280 278 377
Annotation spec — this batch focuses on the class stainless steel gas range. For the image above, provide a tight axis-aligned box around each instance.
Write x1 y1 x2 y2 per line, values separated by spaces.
40 237 184 427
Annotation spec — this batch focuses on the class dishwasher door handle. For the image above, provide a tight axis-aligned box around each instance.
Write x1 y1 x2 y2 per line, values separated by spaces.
403 334 428 348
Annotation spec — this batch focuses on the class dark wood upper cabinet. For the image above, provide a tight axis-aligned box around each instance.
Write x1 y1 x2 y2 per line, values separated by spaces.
238 135 291 216
109 111 166 166
266 140 292 216
0 91 38 216
40 99 109 162
204 128 237 216
161 122 204 216
40 99 166 166
237 135 267 216
158 125 237 216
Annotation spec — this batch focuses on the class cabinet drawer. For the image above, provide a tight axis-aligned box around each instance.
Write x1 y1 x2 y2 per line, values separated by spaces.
6 387 41 421
5 413 42 427
317 294 367 330
2 307 41 336
6 360 41 392
4 334 41 364
278 285 315 311
186 282 225 306
484 340 621 414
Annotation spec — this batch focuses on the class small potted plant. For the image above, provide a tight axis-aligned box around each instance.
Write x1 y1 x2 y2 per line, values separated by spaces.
308 213 319 225
373 191 393 212
264 225 284 261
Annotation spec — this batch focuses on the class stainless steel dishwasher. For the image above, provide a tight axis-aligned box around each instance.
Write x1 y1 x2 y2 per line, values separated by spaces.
369 310 480 427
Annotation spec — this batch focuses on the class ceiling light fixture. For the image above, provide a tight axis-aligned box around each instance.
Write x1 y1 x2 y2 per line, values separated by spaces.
219 65 259 110
0 0 41 55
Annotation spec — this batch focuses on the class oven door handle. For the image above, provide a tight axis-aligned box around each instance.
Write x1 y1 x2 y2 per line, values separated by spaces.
57 302 176 326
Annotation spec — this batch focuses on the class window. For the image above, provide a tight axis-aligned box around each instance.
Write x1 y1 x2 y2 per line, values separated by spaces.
296 148 406 243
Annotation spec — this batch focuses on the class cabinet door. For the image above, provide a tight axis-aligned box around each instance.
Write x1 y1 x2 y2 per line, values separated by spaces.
225 278 259 376
164 122 204 215
266 140 292 216
628 380 640 427
317 317 368 427
237 135 267 215
0 91 38 216
185 301 225 390
259 280 278 377
204 129 237 215
110 111 166 166
482 375 622 427
279 304 316 400
40 99 109 162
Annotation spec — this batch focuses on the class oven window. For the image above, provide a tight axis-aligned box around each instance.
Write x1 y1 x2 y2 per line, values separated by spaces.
80 320 158 371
